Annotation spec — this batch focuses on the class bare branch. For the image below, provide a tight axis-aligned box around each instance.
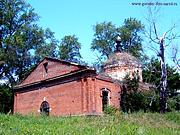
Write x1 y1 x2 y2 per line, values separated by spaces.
153 21 159 40
172 44 180 71
144 9 160 44
165 33 180 47
146 35 159 44
147 45 159 55
144 28 159 44
162 24 176 39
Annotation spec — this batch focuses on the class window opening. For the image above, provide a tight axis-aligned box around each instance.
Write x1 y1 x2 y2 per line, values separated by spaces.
40 101 50 116
43 62 48 76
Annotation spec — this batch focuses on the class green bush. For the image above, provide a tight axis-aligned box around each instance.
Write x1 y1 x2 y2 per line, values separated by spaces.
129 92 146 112
167 98 176 112
121 92 146 113
166 95 180 111
148 93 160 112
0 85 13 113
174 95 180 111
121 73 150 113
121 87 162 113
103 105 118 115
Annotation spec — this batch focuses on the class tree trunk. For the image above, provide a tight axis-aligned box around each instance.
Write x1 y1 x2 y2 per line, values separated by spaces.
159 38 167 113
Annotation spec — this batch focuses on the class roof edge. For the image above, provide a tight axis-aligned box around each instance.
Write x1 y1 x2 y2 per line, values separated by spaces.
17 57 92 86
14 68 96 90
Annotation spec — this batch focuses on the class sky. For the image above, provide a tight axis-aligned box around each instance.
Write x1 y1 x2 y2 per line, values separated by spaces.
28 0 180 66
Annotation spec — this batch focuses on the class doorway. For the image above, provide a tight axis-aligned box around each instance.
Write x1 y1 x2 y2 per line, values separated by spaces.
102 89 109 111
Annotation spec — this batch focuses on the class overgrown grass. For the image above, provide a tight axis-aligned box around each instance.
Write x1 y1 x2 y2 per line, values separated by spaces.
0 112 179 135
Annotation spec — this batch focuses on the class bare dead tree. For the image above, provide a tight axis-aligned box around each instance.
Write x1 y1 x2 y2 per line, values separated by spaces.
172 44 180 71
144 7 179 113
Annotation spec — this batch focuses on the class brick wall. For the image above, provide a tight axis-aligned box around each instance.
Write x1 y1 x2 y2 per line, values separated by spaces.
20 58 81 86
94 78 121 114
14 79 85 116
14 75 121 116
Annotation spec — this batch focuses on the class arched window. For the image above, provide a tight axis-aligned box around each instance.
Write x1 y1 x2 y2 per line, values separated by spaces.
101 88 110 111
40 101 50 116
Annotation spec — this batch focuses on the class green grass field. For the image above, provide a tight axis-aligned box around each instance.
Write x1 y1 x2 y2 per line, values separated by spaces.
0 112 179 135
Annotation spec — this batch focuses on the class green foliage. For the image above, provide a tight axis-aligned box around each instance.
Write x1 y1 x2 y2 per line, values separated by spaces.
174 95 180 110
0 0 60 113
34 28 58 63
167 95 180 111
121 73 145 113
121 72 164 113
143 58 180 93
91 22 117 58
121 90 149 113
91 18 144 60
124 72 140 93
142 58 161 88
59 35 82 63
167 98 176 112
118 18 144 58
103 105 118 115
1 0 85 114
0 112 179 134
129 92 146 112
0 0 58 85
0 85 13 113
142 58 180 113
148 92 160 112
166 68 180 96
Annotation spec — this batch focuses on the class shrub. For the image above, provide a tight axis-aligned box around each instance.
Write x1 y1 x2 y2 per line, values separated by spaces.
167 98 176 112
147 93 160 112
166 95 180 111
0 85 13 113
121 86 162 113
103 105 118 115
175 95 180 111
129 92 146 112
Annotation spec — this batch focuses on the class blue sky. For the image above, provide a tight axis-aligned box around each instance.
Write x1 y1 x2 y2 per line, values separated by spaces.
28 0 180 65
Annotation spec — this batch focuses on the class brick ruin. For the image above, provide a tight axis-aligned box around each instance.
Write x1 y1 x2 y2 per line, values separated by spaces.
14 38 147 116
14 57 121 116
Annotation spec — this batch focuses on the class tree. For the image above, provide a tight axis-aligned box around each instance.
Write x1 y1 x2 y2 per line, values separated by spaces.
172 45 180 71
143 58 180 111
91 22 117 59
34 28 58 63
91 18 144 60
0 85 13 113
0 0 58 85
59 35 82 63
0 0 59 113
118 18 144 58
1 0 37 85
144 7 179 113
143 58 161 88
143 58 180 93
121 72 147 113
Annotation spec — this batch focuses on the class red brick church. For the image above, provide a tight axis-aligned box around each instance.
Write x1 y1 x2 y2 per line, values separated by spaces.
14 37 143 116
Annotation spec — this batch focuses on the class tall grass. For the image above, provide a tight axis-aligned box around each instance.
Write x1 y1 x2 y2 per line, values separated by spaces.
0 112 179 135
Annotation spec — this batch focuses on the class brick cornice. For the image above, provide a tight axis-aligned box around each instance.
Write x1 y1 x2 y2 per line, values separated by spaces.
14 69 96 92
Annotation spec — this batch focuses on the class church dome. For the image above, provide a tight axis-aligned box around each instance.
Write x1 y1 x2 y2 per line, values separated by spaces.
101 35 143 81
103 52 141 69
102 52 142 82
